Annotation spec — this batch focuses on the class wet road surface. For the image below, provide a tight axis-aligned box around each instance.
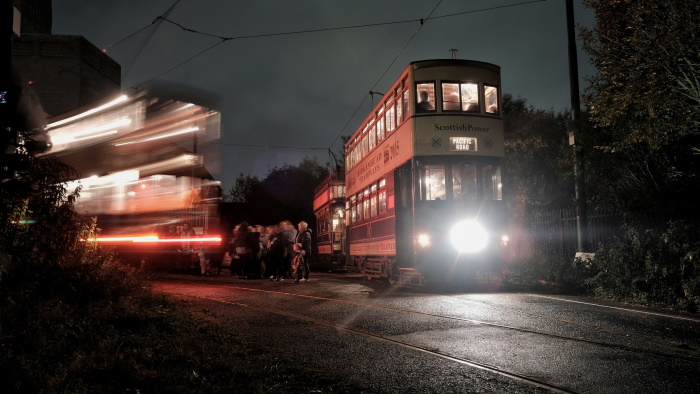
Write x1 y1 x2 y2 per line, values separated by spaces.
152 272 700 393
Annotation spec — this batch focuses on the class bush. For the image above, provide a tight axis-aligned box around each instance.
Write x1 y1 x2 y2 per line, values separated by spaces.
503 253 586 293
0 157 345 392
584 220 700 312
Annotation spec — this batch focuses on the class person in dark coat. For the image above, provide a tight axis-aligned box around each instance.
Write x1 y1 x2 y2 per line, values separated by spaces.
266 224 286 281
230 222 253 278
295 221 312 281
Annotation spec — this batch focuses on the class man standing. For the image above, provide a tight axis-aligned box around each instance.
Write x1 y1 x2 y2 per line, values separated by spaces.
295 221 312 281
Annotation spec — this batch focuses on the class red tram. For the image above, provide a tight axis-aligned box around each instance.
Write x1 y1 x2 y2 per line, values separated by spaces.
312 172 347 272
319 59 509 284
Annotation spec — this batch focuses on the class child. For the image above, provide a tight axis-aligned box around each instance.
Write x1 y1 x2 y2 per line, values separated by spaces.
197 245 211 276
291 243 305 283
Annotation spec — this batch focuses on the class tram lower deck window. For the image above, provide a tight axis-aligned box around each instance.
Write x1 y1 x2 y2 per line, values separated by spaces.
453 163 478 200
418 161 502 201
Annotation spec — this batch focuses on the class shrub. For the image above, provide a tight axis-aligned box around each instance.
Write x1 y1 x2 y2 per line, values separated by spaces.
584 220 700 311
0 157 348 393
503 253 586 293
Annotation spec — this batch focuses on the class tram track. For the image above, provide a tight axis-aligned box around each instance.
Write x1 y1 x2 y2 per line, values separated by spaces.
163 289 577 394
158 280 700 363
449 294 700 360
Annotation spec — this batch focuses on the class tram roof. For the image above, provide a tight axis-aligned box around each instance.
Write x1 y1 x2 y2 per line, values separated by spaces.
409 59 501 73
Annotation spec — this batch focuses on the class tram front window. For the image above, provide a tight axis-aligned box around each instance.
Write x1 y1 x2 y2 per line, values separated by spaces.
423 164 446 201
452 162 478 200
483 164 503 200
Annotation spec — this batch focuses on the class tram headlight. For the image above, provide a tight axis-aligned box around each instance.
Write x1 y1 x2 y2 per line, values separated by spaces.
417 233 431 248
449 220 488 253
501 234 510 247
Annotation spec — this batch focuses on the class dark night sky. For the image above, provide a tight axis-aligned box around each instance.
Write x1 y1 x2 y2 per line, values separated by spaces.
51 0 597 190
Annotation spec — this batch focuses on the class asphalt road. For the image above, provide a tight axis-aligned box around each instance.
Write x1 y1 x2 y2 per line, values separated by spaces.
151 272 700 393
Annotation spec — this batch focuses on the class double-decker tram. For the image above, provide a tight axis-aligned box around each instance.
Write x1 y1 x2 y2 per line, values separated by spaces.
343 59 508 285
312 172 347 272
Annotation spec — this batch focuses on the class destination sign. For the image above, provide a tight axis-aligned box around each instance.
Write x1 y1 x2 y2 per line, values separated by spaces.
449 137 477 152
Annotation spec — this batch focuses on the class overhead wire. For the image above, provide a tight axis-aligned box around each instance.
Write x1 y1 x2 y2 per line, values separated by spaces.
325 0 548 152
326 0 445 151
102 0 183 53
102 0 548 153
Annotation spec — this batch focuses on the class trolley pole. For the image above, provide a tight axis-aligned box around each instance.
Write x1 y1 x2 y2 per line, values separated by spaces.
565 0 588 253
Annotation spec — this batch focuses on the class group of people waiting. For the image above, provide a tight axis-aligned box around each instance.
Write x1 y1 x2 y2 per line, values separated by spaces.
220 220 312 283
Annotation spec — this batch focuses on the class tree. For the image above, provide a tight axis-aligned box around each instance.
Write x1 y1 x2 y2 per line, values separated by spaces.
259 156 330 222
581 0 700 150
580 0 700 211
223 173 261 203
221 157 331 226
502 94 574 222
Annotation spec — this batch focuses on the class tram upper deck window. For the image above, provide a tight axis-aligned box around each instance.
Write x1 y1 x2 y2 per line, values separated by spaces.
485 85 499 114
402 89 409 120
442 82 479 112
385 103 395 136
416 83 436 112
483 164 503 200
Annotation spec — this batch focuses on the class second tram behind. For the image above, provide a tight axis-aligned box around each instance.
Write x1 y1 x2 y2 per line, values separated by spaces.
317 59 509 284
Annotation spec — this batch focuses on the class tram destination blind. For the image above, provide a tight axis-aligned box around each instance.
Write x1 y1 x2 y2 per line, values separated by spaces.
449 137 477 152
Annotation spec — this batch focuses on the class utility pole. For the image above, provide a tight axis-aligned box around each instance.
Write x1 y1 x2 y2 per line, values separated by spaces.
565 0 588 253
1 1 14 119
1 1 18 178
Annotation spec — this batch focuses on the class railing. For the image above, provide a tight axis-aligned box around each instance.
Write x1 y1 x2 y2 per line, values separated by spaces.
511 207 624 259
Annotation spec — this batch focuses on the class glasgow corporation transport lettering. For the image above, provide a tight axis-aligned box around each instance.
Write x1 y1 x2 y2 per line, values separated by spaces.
434 123 490 133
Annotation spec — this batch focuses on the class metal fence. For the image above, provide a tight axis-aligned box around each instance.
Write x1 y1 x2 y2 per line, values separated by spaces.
511 208 624 260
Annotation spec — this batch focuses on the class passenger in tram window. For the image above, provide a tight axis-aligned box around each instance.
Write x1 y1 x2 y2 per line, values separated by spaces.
464 102 480 113
416 90 435 111
180 222 195 252
181 222 195 236
443 91 461 111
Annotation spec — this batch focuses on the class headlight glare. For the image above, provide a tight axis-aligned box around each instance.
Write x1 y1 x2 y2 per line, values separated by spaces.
501 234 509 246
417 233 431 248
449 220 488 253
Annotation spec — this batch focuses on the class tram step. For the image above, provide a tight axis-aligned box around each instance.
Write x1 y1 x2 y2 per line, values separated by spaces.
363 258 384 279
397 268 424 286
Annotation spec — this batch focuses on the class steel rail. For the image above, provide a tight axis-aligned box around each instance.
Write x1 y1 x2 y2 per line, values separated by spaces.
163 289 577 394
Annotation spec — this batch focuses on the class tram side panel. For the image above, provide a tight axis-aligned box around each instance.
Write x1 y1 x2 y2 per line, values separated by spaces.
347 168 399 279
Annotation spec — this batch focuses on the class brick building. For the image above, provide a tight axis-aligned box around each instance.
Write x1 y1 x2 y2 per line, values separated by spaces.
11 0 121 117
